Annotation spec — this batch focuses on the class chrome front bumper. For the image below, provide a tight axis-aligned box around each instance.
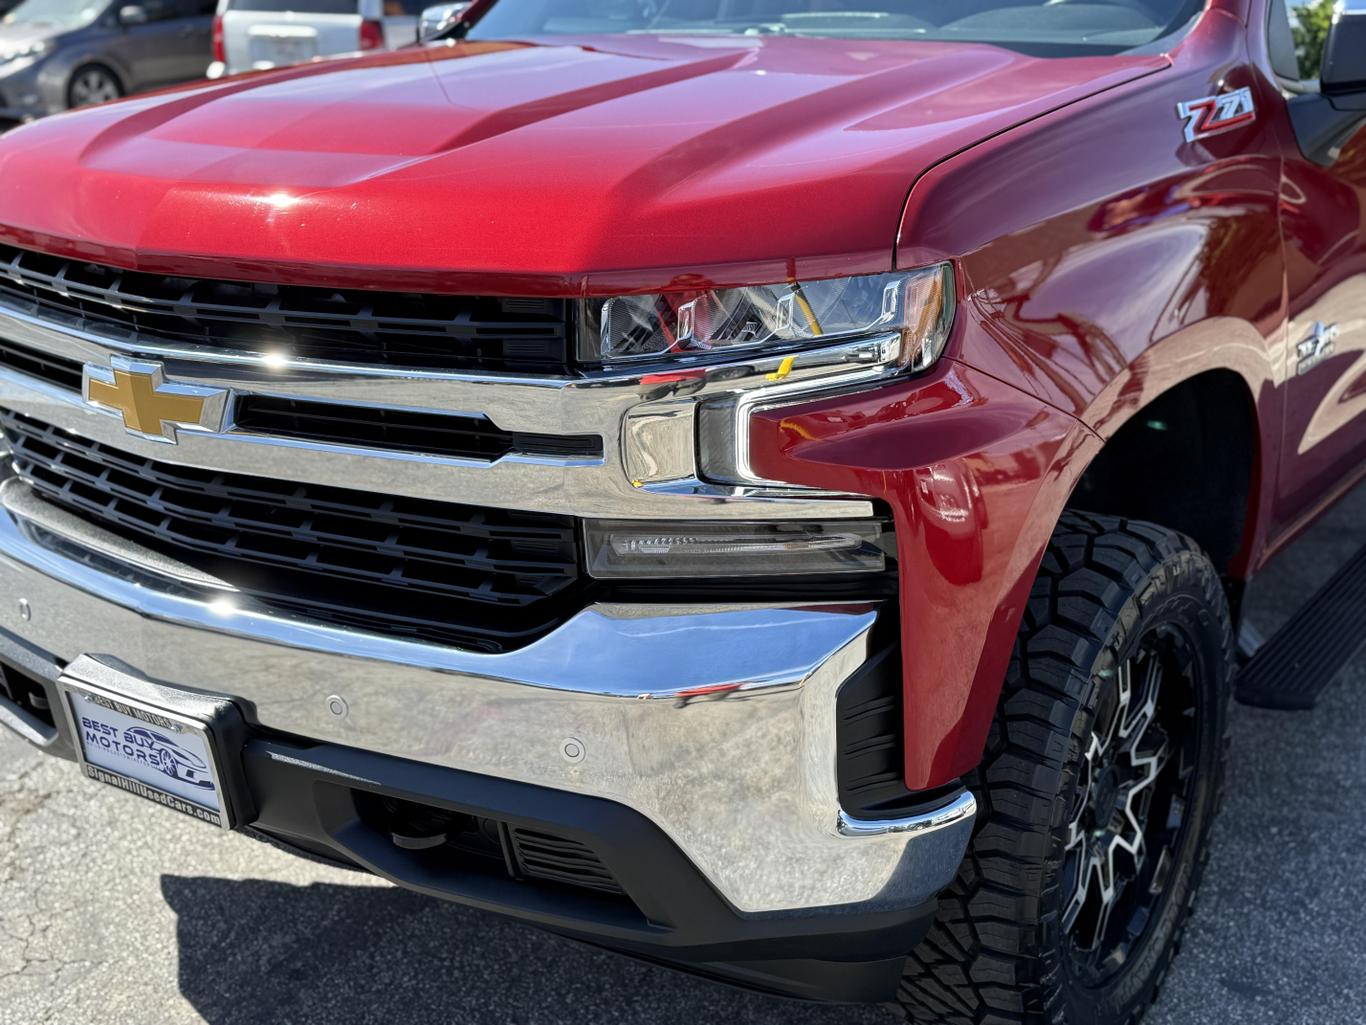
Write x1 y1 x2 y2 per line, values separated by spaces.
0 487 974 917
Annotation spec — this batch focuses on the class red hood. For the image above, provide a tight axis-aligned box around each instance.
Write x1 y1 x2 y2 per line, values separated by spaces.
0 35 1165 293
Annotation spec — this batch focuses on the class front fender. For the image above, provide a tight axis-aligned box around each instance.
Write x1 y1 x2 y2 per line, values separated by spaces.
749 354 1100 791
764 10 1289 790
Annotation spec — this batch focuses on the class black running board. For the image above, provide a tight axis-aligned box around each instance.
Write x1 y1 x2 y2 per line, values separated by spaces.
1236 544 1366 710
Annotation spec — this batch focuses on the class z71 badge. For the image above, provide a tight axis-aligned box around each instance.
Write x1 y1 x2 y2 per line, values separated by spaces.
1177 87 1257 143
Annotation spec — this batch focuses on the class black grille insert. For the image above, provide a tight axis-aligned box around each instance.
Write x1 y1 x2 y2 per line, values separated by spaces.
0 337 83 392
234 396 603 461
3 412 584 652
0 243 574 373
509 827 628 896
836 645 907 815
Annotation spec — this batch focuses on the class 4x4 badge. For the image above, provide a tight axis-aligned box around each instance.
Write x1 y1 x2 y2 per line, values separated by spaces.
1177 87 1256 143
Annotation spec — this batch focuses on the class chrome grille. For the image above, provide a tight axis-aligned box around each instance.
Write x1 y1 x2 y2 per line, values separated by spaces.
0 336 602 464
0 243 573 373
2 411 583 652
0 242 880 523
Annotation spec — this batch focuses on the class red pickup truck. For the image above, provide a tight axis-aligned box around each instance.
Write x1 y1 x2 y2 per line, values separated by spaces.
0 1 1363 1022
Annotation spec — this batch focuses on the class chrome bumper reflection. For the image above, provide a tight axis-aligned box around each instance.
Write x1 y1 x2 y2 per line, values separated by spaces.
0 493 973 915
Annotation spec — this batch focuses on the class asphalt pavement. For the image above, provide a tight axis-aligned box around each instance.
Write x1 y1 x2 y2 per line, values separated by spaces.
2 483 1364 1025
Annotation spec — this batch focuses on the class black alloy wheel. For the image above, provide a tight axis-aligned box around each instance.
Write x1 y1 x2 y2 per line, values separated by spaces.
1061 624 1203 987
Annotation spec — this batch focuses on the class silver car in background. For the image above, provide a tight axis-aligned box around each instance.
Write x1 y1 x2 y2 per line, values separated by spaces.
208 0 424 76
0 0 212 121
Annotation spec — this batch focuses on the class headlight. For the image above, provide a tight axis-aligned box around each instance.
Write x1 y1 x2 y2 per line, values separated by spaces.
0 40 53 62
580 264 955 371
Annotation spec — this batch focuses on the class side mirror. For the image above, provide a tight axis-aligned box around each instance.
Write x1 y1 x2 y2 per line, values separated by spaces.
417 1 470 42
118 4 149 24
1322 3 1366 98
1291 0 1366 165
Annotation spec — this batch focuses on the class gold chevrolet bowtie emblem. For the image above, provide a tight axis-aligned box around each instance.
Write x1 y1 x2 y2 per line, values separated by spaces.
82 359 228 444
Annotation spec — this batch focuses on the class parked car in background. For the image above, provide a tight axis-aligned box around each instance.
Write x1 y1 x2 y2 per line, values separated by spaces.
0 0 212 120
208 0 429 77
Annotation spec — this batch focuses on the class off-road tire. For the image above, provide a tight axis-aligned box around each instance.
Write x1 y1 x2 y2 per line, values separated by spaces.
899 511 1233 1025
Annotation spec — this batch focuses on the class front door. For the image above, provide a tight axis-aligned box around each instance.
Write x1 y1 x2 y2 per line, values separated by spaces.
1271 10 1366 532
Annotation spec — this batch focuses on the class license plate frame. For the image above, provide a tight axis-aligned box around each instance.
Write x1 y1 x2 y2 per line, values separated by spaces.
57 666 240 830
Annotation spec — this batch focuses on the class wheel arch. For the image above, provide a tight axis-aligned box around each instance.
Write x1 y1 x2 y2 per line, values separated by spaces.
1073 373 1265 579
1068 320 1277 583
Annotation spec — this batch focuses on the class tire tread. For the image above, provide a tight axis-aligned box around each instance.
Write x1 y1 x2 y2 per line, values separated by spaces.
898 512 1233 1025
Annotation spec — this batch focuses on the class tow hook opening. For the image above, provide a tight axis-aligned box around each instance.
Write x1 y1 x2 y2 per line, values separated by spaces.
0 661 55 731
378 795 477 850
349 789 633 905
355 791 509 864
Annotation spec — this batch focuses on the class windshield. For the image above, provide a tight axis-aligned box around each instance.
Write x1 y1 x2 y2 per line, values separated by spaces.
466 0 1206 55
2 0 105 28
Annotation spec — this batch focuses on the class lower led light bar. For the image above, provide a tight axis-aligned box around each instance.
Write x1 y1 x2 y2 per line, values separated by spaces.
584 519 893 579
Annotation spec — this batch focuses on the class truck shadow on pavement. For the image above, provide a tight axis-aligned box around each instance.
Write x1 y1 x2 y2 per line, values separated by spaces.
159 875 896 1025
